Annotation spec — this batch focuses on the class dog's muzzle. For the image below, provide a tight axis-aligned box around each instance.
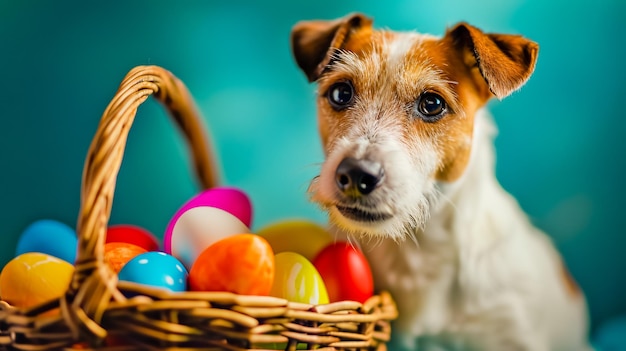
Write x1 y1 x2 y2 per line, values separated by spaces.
333 157 391 222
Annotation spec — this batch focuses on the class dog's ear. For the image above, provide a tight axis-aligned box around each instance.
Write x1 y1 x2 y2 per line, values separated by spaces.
291 13 373 82
447 23 539 99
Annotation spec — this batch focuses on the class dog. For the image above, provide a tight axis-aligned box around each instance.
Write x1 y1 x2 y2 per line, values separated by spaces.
290 13 592 351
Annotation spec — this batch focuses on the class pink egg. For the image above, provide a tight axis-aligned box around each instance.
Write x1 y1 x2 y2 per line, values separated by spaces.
164 187 253 254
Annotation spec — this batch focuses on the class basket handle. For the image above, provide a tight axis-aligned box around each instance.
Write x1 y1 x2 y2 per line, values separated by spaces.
65 65 220 340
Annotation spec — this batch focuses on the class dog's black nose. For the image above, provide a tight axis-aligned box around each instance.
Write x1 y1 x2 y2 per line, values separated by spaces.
335 157 384 196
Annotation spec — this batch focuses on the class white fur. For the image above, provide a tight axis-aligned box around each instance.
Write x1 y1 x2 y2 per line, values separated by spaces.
342 110 592 350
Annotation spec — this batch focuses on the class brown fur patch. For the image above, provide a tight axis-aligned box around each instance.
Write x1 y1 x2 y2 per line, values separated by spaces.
416 38 490 181
560 259 582 298
296 17 537 183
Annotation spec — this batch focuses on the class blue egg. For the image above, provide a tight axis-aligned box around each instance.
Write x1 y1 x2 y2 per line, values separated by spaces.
118 252 188 292
16 219 78 263
593 315 626 351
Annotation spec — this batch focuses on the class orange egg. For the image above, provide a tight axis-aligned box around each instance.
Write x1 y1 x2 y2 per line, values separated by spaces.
103 242 147 273
189 234 274 295
72 336 130 349
0 252 74 308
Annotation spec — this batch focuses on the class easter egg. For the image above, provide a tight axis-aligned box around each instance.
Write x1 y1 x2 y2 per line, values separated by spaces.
594 316 626 351
118 252 187 292
257 220 333 261
313 242 374 303
270 252 329 305
16 219 77 263
166 206 250 269
103 242 147 273
164 187 253 254
189 234 274 295
106 225 159 252
0 252 74 308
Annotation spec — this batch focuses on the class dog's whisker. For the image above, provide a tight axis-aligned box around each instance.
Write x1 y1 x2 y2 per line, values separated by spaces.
442 79 459 85
346 234 359 251
303 161 324 169
407 227 421 248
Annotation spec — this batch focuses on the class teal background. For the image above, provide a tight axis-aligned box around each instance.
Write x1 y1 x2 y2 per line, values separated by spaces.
1 0 624 341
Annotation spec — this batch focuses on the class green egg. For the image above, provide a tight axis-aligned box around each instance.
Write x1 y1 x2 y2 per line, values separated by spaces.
254 342 308 350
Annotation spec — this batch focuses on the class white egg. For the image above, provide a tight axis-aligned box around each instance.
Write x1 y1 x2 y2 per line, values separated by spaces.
170 206 250 269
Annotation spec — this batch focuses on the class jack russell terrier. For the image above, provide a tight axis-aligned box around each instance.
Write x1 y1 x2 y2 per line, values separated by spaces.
290 13 592 351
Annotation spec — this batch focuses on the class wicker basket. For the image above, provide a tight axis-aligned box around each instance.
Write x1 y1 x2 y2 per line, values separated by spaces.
0 66 397 351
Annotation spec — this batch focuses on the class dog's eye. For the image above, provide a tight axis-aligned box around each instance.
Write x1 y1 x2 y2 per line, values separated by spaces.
415 92 447 122
327 81 354 110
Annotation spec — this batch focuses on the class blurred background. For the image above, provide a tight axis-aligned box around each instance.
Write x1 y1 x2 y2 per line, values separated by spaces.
1 0 624 345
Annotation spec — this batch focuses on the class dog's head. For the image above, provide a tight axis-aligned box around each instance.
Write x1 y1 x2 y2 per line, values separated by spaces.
291 13 538 240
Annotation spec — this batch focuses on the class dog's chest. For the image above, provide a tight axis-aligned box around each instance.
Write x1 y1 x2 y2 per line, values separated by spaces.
359 219 462 336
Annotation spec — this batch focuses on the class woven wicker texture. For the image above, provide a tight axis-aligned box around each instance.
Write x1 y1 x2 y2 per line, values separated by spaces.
0 66 397 351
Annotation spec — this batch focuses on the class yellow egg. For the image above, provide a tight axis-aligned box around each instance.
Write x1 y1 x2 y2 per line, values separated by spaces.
257 220 333 260
270 252 329 305
0 252 74 308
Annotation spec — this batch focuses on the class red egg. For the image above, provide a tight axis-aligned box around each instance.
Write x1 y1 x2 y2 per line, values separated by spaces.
312 242 374 303
106 225 160 252
189 234 275 295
